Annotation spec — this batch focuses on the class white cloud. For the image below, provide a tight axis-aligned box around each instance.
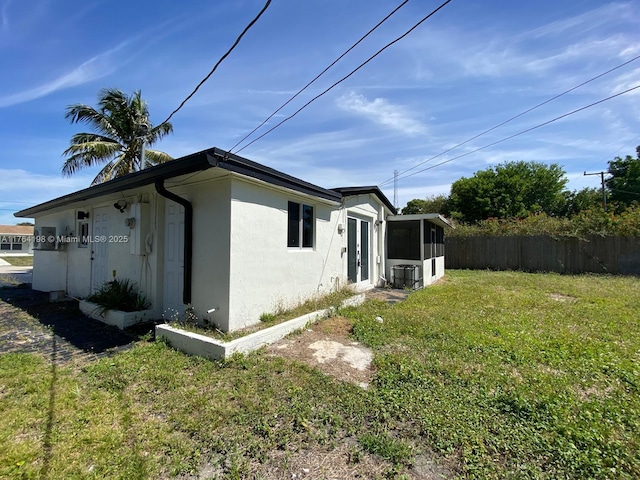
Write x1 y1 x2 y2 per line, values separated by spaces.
337 91 428 136
0 40 131 108
524 2 637 39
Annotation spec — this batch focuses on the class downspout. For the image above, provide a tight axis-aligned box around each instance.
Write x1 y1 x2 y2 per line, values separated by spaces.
154 179 193 305
378 204 387 286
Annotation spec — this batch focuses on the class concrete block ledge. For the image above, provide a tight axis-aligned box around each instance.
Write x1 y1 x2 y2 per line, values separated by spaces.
155 293 366 360
79 300 153 330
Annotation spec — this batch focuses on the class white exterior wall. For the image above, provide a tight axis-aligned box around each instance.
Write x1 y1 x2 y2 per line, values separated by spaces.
181 178 232 331
32 211 73 292
27 172 395 333
342 194 387 288
226 178 344 331
423 256 445 285
31 188 164 316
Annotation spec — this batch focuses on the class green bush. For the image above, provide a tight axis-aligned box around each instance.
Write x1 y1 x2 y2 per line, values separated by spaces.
448 203 640 238
87 278 150 314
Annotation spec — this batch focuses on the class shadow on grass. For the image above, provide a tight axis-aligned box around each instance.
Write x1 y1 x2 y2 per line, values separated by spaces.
0 285 154 354
41 335 57 479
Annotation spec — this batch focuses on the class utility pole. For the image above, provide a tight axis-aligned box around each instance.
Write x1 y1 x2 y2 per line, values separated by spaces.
393 169 398 210
584 170 607 211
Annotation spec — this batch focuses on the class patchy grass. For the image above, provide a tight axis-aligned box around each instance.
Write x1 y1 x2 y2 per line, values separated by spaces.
0 256 33 266
170 286 356 341
348 271 640 478
1 271 639 479
0 274 21 286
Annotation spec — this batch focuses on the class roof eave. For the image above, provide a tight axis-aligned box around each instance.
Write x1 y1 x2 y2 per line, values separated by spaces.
15 150 214 218
388 213 454 229
15 148 343 218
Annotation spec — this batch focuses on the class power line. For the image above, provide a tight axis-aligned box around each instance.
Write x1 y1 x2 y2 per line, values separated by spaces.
228 0 410 153
379 53 640 186
160 0 272 126
609 188 640 197
382 84 640 184
232 0 454 154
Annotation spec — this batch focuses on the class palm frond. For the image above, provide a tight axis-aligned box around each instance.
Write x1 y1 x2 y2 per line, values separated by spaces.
63 88 174 183
62 140 122 176
90 154 136 185
65 104 121 140
147 121 173 143
90 160 118 185
144 149 173 168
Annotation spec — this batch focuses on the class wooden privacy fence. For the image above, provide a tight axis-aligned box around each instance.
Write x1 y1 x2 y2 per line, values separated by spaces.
445 235 640 275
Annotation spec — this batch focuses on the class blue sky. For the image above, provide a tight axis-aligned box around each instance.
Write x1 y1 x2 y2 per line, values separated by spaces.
1 0 639 224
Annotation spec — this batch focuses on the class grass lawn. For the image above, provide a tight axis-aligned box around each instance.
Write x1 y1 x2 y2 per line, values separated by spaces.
0 255 33 266
1 270 639 479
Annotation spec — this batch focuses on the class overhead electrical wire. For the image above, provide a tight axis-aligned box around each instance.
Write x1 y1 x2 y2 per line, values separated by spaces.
379 53 640 186
160 0 272 126
228 0 411 153
232 0 454 154
383 84 640 183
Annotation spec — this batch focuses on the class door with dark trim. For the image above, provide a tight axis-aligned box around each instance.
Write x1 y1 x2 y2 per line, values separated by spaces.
91 206 110 293
347 217 371 285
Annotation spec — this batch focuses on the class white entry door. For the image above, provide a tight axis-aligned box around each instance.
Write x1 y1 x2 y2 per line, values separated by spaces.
91 207 110 292
347 217 371 285
163 200 185 317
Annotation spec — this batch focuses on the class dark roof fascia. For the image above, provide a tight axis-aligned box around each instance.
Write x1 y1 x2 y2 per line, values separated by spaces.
209 148 342 203
15 150 214 218
15 148 342 218
331 186 397 215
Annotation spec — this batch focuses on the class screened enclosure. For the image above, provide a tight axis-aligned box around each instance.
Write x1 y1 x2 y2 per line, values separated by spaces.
386 214 449 288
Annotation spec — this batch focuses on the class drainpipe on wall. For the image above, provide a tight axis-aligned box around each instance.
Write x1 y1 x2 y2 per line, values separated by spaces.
154 179 193 305
378 205 387 286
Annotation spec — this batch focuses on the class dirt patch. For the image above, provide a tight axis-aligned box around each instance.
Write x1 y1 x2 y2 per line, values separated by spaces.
182 442 452 480
266 316 374 388
248 442 391 479
365 288 411 304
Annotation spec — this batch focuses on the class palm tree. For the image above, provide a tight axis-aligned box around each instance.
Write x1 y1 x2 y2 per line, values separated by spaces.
62 88 173 185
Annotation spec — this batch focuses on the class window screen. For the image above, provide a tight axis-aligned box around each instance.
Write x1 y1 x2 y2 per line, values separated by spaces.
387 220 420 260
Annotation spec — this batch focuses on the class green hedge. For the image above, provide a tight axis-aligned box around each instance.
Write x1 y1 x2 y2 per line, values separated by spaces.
448 204 640 238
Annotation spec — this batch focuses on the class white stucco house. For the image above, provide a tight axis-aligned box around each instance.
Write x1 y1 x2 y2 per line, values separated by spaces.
15 148 449 332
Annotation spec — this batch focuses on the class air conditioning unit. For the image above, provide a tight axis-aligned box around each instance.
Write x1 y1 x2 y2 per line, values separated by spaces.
34 226 56 250
391 264 421 289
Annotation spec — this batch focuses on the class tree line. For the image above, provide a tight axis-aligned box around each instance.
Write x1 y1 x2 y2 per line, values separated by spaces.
402 152 640 237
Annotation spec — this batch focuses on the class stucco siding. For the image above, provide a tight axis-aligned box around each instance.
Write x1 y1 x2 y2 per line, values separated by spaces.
185 178 232 330
227 178 344 331
32 211 71 292
343 194 386 287
31 188 164 316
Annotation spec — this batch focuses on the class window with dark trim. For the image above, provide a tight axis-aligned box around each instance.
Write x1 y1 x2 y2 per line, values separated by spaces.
288 201 314 248
0 242 22 251
78 222 89 248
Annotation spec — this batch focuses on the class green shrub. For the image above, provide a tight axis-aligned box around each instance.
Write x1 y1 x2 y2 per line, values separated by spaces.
259 313 277 323
87 278 150 314
448 203 640 238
